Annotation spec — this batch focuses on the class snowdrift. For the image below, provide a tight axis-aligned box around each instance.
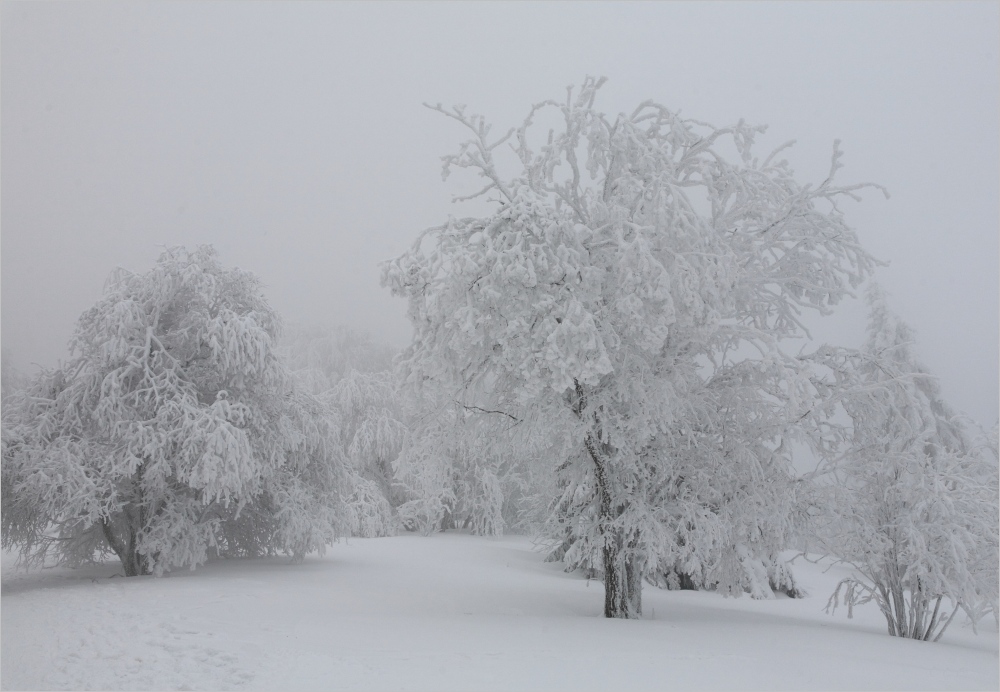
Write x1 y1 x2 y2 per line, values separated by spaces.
2 533 996 691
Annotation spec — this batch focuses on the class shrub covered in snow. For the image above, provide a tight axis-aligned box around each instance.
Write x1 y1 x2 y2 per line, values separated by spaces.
806 286 999 640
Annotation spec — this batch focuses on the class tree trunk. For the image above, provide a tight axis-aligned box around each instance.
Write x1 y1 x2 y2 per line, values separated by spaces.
600 529 643 618
572 382 645 619
101 468 152 577
101 511 151 577
585 432 643 619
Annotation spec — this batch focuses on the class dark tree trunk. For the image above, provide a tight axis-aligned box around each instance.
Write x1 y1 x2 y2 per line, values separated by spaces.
572 381 644 619
600 525 643 618
100 467 152 577
585 432 643 619
101 511 151 577
677 570 699 591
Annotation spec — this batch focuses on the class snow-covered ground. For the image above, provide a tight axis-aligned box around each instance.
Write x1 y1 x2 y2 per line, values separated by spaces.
2 533 996 691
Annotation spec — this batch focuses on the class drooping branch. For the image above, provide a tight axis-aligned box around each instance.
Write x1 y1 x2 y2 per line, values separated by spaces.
456 403 520 423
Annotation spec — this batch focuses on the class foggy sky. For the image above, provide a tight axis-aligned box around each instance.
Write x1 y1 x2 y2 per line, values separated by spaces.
2 1 997 425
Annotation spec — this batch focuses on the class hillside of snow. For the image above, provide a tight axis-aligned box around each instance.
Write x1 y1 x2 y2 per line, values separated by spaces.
2 532 996 691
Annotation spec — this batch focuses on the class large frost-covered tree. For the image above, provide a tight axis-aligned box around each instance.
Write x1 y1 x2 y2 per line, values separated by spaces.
1 246 349 576
807 286 999 640
383 78 879 617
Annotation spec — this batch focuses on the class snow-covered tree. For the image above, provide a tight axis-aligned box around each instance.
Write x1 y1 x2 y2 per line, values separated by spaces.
808 286 999 640
393 397 544 536
1 246 349 576
544 354 806 599
326 369 406 537
645 359 805 599
278 324 406 537
281 324 397 395
382 78 879 617
280 322 531 539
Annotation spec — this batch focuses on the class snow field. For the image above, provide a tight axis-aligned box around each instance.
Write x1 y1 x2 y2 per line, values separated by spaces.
2 533 997 691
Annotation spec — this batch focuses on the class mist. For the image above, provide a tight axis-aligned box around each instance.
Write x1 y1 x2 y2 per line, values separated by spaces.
3 1 997 425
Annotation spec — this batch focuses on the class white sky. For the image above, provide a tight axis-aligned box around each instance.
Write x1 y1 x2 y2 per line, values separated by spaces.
2 1 997 425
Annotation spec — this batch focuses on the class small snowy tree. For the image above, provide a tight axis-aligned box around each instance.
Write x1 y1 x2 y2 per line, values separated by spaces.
383 78 879 617
279 325 406 537
1 246 349 576
809 286 999 640
326 369 406 537
393 397 540 536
